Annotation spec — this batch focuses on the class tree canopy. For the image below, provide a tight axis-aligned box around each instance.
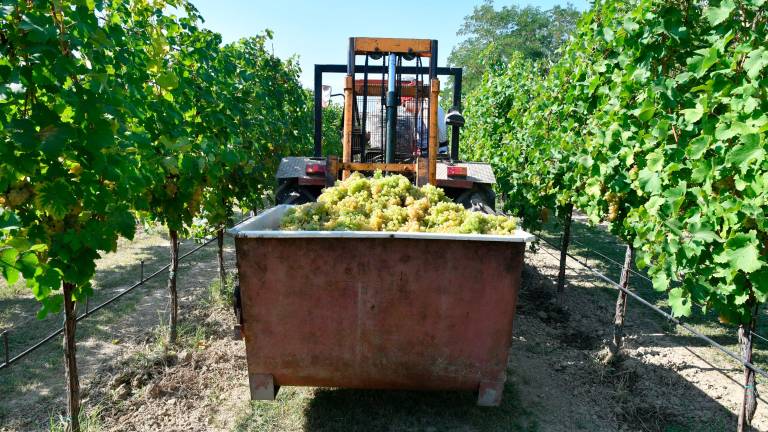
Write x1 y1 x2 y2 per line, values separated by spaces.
448 0 581 94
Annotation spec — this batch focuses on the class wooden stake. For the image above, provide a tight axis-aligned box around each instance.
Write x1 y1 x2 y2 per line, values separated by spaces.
62 282 80 432
556 203 573 296
217 228 226 292
738 302 758 432
609 244 634 359
167 229 179 345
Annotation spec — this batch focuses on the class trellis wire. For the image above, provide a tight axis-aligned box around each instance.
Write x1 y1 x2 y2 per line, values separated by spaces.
555 234 768 348
535 235 768 381
0 213 249 371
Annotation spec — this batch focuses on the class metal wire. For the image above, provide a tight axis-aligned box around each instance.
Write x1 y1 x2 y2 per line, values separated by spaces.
553 232 768 349
752 331 768 345
569 237 653 284
535 235 768 380
0 216 250 371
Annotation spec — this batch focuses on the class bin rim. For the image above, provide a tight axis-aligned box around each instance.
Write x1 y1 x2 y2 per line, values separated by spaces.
228 205 536 243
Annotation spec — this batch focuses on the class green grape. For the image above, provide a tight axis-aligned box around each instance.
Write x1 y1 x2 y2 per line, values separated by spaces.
280 172 518 234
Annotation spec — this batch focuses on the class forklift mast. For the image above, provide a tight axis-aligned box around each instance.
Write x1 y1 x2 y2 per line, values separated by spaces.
326 38 443 186
276 37 497 210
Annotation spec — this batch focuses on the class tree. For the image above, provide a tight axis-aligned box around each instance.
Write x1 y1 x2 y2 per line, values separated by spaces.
466 0 768 428
0 1 186 429
448 0 581 95
199 34 312 289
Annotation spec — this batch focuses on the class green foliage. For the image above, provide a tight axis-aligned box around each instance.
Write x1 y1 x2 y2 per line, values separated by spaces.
197 35 310 232
0 0 167 315
319 100 344 157
465 0 768 324
448 0 581 95
0 2 309 316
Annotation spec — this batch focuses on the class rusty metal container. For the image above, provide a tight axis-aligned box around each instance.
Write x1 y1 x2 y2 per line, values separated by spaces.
229 205 534 406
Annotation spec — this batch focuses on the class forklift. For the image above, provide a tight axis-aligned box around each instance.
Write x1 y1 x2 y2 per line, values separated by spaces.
274 37 497 212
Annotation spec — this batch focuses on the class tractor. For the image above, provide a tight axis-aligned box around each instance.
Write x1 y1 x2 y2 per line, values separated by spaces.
274 37 496 212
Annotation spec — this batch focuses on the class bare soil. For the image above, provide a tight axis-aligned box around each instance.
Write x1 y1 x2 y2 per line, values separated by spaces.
1 230 764 431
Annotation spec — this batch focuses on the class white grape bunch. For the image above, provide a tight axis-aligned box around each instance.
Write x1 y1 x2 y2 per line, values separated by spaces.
280 172 517 234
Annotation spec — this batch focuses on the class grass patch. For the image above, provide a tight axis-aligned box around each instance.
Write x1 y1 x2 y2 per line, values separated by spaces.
206 271 236 309
48 404 104 432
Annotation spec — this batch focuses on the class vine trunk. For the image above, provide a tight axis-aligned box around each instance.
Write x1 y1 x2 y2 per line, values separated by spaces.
62 282 80 432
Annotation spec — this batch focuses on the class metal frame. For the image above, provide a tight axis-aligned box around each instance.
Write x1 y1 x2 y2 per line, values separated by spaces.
313 64 463 160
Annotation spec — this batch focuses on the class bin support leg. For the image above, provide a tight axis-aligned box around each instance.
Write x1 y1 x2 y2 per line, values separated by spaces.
249 373 278 401
477 379 505 407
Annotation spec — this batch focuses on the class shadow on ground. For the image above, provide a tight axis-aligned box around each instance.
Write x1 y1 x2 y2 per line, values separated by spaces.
302 383 535 432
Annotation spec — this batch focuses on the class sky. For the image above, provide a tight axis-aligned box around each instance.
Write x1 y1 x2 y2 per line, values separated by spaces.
190 0 590 92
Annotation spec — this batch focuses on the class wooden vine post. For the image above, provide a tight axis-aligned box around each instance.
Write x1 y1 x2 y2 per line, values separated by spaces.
167 230 179 344
738 300 759 432
608 244 633 361
62 282 80 432
556 203 574 297
217 227 226 291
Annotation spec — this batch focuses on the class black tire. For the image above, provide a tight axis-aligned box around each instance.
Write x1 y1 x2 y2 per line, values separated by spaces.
456 184 497 214
275 180 316 205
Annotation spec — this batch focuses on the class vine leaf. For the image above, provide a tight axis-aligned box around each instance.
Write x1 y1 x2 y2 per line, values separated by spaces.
705 0 736 26
638 168 661 194
714 232 763 274
686 135 711 159
750 269 768 302
726 135 764 171
35 179 74 219
669 287 692 317
744 48 768 80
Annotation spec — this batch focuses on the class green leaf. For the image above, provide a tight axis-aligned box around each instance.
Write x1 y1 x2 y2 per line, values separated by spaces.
652 272 670 292
716 232 763 273
86 119 115 149
35 179 74 219
0 246 19 285
34 268 62 298
634 106 655 122
17 252 39 278
687 135 711 159
691 46 720 76
682 106 703 123
0 209 20 230
692 230 720 243
638 168 662 194
602 27 614 42
744 48 768 80
750 269 768 302
162 156 180 175
705 0 736 26
157 71 179 90
623 18 640 33
37 294 64 319
668 287 692 317
726 135 764 171
646 151 664 171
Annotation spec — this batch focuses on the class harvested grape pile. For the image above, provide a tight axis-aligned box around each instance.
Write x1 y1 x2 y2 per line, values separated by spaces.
280 172 517 234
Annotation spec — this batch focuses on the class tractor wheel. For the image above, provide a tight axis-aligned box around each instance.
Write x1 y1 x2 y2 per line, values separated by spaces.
275 180 316 205
456 185 497 214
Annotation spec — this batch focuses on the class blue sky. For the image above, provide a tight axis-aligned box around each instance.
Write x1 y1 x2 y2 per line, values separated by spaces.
191 0 589 91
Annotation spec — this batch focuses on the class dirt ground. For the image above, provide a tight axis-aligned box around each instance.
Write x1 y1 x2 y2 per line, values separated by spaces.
1 226 765 431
